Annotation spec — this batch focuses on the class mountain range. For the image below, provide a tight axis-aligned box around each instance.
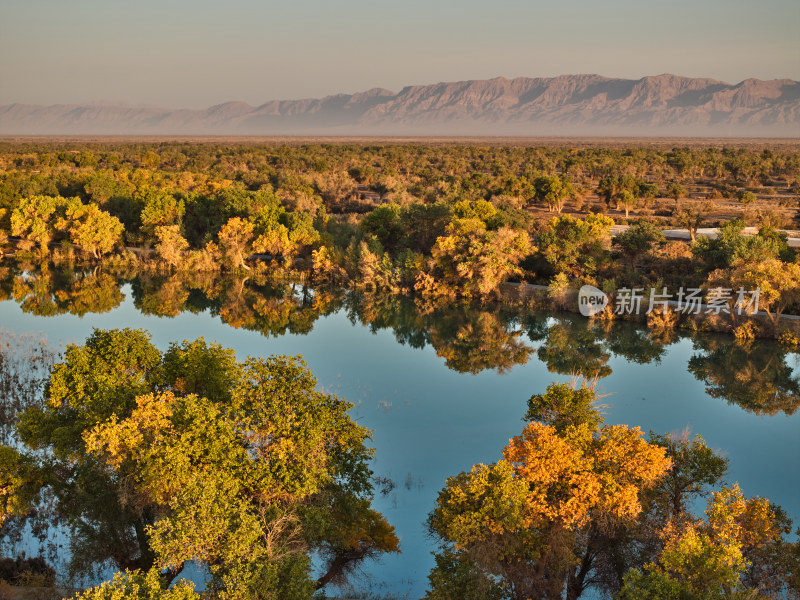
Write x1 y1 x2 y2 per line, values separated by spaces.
2 74 799 136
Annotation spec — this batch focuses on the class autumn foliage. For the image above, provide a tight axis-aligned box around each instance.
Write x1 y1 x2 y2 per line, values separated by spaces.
1 329 398 599
427 383 799 600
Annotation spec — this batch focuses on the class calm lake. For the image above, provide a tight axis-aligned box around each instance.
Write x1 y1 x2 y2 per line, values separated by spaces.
1 268 798 598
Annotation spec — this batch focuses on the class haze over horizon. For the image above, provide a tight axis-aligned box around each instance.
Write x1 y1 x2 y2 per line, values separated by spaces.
2 0 798 110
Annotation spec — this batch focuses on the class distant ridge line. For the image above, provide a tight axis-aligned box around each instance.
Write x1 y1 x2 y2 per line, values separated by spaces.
2 74 799 136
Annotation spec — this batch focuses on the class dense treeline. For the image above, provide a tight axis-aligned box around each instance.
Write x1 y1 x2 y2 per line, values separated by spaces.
0 141 798 332
1 142 799 598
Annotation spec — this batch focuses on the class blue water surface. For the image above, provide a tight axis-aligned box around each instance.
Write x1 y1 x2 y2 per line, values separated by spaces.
1 285 798 599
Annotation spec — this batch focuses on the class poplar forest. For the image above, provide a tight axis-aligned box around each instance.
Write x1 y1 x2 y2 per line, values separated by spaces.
0 140 798 600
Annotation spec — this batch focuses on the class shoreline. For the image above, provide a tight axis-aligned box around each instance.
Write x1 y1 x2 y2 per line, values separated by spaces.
499 281 800 338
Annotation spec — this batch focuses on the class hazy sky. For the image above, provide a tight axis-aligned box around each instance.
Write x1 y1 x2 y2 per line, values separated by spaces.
1 0 798 108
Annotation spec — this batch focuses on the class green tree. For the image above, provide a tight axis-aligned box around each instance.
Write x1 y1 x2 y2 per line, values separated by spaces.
427 217 530 298
524 382 603 432
6 329 397 597
537 213 614 278
646 433 729 525
618 485 793 600
66 201 124 258
452 199 500 228
534 175 572 214
401 201 452 254
726 258 800 325
612 220 666 268
216 217 255 271
244 195 319 262
84 171 134 205
617 189 637 218
155 225 190 269
282 211 319 255
597 175 623 208
428 383 671 600
738 190 757 219
138 188 185 244
10 194 72 252
665 182 687 209
636 182 660 210
692 220 791 269
596 174 637 211
75 569 199 600
359 204 404 253
676 202 711 243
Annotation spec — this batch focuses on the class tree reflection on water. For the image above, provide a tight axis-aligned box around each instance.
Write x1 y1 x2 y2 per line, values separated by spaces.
689 336 800 416
1 258 797 416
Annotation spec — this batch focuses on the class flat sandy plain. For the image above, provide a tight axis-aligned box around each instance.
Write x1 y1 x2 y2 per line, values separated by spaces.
0 136 799 150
